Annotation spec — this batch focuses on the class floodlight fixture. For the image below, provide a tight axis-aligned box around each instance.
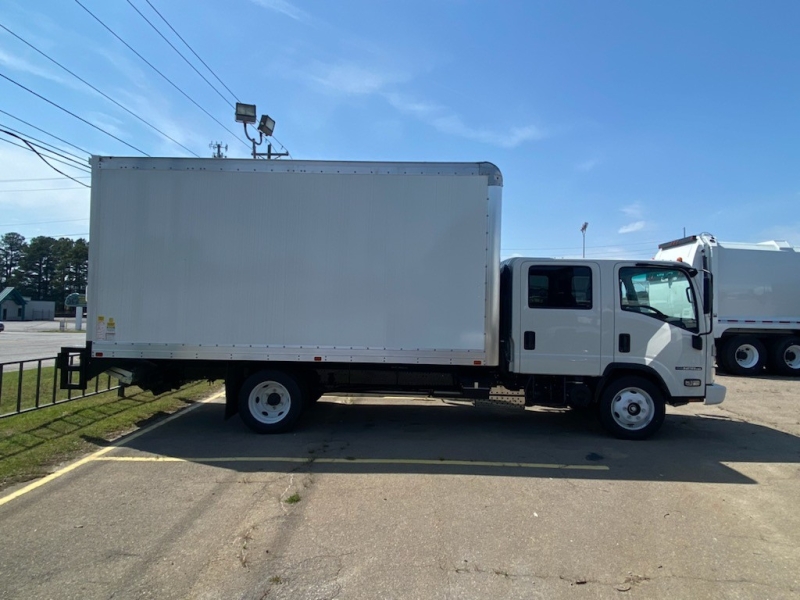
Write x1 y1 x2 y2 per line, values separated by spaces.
258 115 275 137
235 102 257 124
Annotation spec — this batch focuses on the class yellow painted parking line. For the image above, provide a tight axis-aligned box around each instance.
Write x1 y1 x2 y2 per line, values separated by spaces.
0 391 224 508
93 455 609 471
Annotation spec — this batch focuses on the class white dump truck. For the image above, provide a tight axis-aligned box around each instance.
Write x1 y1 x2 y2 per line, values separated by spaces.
59 157 725 439
655 233 800 376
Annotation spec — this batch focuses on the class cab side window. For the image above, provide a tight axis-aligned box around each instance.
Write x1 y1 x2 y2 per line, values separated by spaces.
528 266 592 309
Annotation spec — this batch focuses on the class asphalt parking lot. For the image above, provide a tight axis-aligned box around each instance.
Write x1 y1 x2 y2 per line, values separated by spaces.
1 375 798 599
0 320 86 367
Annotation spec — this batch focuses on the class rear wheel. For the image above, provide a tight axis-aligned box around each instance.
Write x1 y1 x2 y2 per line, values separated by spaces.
599 376 666 440
238 370 305 433
720 335 766 376
768 337 800 377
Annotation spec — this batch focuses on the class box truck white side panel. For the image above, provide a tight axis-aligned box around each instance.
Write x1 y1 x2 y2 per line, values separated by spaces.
88 158 500 366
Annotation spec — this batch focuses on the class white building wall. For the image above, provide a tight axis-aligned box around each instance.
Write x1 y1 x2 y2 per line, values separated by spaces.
25 300 56 320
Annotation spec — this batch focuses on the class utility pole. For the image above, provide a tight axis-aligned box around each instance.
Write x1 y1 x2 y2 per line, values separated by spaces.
581 222 588 258
209 142 227 158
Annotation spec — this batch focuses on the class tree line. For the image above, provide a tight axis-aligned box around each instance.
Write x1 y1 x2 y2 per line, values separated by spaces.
0 232 88 309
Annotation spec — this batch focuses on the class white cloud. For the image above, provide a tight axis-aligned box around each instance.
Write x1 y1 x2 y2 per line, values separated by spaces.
250 0 310 22
621 203 644 219
293 58 545 149
309 62 405 95
757 224 800 247
0 48 67 85
385 92 544 149
576 158 599 172
619 221 645 234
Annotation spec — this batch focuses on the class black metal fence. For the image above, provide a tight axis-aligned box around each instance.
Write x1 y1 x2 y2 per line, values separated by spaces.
0 357 121 419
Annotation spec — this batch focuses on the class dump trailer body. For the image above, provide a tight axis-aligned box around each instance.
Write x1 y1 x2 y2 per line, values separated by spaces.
87 157 502 367
655 233 800 375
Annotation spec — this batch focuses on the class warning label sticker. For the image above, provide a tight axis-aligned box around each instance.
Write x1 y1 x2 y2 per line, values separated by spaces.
96 316 106 340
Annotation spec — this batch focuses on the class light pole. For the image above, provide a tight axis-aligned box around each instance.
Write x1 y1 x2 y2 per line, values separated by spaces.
235 103 288 159
581 222 588 258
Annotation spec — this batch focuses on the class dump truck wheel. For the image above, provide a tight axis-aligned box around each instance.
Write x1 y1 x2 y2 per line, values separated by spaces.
239 370 305 433
768 337 800 377
721 336 765 376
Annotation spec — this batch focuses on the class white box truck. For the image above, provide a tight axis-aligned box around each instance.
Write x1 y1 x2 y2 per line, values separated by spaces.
59 157 725 439
655 233 800 376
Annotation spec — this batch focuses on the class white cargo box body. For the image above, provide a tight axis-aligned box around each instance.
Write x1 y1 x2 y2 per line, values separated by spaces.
88 157 502 366
655 234 800 331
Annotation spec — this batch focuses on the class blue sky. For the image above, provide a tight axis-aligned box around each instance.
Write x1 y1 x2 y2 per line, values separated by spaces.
1 0 798 259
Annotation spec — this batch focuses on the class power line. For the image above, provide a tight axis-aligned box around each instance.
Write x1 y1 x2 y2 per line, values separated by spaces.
0 132 91 186
0 136 90 174
0 108 91 156
0 71 149 155
0 176 90 183
0 121 87 164
144 0 239 103
126 0 232 107
0 22 199 158
137 1 291 157
0 131 88 170
503 239 664 252
74 0 250 150
0 186 87 193
0 218 87 226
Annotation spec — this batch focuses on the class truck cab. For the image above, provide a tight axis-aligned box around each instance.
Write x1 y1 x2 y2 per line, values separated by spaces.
500 258 725 439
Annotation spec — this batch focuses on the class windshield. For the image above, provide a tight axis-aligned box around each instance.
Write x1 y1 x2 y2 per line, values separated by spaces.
619 267 698 332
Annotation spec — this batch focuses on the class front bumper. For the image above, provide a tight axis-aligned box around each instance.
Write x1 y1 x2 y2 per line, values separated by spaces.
704 383 726 405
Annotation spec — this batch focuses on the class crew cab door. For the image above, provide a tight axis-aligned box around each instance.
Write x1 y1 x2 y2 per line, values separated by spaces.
615 265 706 396
515 261 602 375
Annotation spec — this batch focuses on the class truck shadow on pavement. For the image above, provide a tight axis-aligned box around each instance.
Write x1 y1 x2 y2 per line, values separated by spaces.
114 399 800 486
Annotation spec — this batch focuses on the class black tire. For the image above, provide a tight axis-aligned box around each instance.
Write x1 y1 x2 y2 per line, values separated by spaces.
238 370 306 433
599 376 666 440
768 337 800 377
720 335 766 376
715 340 732 373
300 377 324 405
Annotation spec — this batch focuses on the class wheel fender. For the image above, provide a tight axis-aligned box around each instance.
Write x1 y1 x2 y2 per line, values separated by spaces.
596 363 670 403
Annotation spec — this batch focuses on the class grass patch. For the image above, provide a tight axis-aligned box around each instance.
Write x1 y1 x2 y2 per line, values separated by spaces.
284 493 301 504
0 380 222 491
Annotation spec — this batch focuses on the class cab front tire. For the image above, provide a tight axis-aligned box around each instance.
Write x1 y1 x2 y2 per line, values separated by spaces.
599 376 666 440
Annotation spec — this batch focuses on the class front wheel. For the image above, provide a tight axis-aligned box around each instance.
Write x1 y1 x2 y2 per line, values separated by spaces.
238 370 306 433
599 376 666 440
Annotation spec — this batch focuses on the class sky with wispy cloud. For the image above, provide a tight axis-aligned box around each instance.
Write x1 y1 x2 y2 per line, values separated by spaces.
1 0 799 258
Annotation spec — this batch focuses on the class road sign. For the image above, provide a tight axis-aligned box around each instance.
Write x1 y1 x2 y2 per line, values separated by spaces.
65 293 87 307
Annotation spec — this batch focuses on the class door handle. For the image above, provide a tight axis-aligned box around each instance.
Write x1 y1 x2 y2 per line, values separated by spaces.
524 331 535 350
619 333 631 353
